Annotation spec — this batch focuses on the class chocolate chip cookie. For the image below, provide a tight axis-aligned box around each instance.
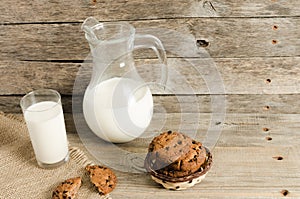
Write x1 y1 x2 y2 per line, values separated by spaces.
86 165 117 195
148 131 193 170
158 140 207 178
144 131 213 190
52 177 82 199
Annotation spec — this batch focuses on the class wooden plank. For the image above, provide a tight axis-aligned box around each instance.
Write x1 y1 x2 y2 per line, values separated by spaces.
65 113 300 198
80 145 300 198
10 112 300 197
1 57 300 95
107 147 300 197
2 0 300 197
0 61 80 95
74 113 300 147
1 0 300 23
1 18 299 61
14 112 300 147
2 94 300 114
57 112 300 149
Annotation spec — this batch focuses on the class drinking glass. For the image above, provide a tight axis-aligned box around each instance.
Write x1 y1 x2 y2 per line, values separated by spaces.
20 89 69 168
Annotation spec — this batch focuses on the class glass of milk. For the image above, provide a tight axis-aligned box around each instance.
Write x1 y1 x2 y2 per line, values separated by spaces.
20 89 69 169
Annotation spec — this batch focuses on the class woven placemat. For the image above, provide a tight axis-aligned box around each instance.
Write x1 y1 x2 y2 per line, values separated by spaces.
0 112 109 199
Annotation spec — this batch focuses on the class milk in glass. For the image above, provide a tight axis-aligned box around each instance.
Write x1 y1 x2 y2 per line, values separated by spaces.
24 101 68 164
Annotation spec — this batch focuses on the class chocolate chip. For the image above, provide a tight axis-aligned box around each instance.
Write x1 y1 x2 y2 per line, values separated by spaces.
149 146 154 151
168 130 172 134
176 186 180 189
189 180 193 183
165 146 169 151
177 140 182 145
192 140 196 144
109 184 113 188
63 190 68 194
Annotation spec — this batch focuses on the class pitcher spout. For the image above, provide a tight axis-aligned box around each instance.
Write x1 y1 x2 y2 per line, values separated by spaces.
81 17 102 48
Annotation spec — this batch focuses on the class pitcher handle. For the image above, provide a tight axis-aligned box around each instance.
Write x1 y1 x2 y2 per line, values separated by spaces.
134 34 168 88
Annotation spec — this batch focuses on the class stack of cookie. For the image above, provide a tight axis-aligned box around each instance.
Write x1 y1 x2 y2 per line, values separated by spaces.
144 131 212 190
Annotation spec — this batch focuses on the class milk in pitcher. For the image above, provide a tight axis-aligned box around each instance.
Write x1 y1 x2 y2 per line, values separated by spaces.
83 77 153 143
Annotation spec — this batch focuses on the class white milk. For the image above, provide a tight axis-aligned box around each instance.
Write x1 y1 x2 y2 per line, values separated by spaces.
24 101 68 164
83 77 153 143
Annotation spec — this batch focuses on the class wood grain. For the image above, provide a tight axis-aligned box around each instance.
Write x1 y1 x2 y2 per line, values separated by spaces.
1 0 300 198
1 0 300 23
3 106 298 155
1 57 300 96
13 112 300 147
70 112 300 146
65 113 300 198
2 94 300 115
1 18 299 61
108 147 300 198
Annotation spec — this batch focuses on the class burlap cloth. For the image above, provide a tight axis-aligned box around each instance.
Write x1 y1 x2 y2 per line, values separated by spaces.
0 112 110 199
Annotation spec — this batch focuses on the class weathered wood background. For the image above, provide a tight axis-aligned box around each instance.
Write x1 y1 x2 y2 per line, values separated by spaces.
1 0 300 198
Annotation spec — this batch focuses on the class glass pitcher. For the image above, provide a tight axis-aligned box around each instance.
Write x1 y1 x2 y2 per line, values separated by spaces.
81 17 168 143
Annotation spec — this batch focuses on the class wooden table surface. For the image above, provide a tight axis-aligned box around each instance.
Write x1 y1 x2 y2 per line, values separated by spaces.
1 0 300 198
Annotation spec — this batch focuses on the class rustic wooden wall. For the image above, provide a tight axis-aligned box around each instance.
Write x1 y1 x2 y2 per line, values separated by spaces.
1 0 300 114
1 1 300 198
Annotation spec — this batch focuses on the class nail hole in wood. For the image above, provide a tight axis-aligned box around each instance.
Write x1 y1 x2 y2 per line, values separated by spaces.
273 156 283 161
266 79 272 84
263 128 269 132
273 25 278 30
265 137 272 141
281 189 289 196
263 106 270 110
196 39 210 48
280 189 290 196
272 39 277 44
